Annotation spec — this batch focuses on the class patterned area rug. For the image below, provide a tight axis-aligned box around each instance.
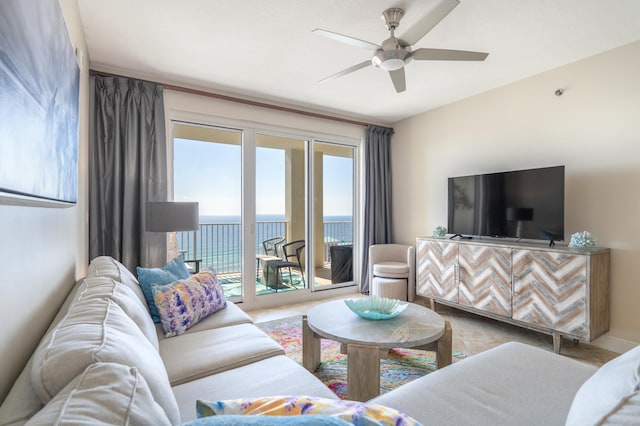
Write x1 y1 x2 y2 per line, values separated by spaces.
217 274 306 298
256 315 466 399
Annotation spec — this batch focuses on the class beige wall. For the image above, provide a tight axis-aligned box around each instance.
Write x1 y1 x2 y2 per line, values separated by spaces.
0 0 89 401
391 41 640 351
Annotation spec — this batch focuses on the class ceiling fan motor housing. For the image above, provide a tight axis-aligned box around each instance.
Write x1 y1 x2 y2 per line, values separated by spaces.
372 37 412 71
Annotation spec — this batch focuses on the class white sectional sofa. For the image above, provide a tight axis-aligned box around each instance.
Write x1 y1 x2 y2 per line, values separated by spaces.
0 256 337 425
1 255 638 425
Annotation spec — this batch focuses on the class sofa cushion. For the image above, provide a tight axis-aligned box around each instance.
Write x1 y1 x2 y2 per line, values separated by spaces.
0 280 88 425
370 342 597 426
0 358 44 425
87 255 147 306
172 355 339 422
137 256 191 322
160 323 284 386
565 344 640 425
153 270 227 337
30 297 180 425
196 396 420 425
25 362 171 426
79 276 159 349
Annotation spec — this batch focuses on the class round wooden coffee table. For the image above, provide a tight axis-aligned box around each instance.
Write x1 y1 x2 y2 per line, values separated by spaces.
303 299 452 401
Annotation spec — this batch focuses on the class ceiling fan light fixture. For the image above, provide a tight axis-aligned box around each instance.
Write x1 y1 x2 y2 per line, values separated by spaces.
372 48 410 71
374 57 405 71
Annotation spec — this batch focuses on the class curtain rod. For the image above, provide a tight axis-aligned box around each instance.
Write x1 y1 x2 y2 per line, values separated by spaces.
90 70 369 127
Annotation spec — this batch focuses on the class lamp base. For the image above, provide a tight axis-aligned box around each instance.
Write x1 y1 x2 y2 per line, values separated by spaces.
167 232 180 261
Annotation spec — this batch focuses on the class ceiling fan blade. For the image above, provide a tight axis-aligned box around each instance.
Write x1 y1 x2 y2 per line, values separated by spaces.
389 68 406 93
312 28 380 50
401 0 460 46
412 48 488 61
319 60 372 83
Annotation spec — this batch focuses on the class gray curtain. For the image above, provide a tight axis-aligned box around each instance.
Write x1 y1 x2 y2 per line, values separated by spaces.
360 125 394 293
89 75 167 272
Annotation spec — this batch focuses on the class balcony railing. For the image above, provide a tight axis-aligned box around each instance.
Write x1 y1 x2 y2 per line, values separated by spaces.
176 220 352 274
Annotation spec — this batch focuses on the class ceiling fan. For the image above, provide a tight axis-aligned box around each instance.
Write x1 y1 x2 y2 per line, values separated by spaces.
313 0 488 93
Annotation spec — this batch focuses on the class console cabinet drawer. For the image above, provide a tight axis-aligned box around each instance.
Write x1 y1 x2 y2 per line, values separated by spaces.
459 244 512 317
512 249 588 338
416 239 458 302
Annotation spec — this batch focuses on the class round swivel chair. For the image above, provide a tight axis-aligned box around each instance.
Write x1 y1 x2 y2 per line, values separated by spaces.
368 244 415 302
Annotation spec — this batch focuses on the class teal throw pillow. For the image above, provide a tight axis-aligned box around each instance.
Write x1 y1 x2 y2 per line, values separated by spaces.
136 256 190 323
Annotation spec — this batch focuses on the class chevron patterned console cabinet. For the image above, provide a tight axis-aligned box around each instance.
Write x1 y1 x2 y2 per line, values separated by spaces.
416 237 610 353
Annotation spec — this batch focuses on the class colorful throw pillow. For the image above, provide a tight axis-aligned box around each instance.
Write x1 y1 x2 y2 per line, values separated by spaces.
183 415 350 425
137 256 191 322
196 396 422 426
152 270 227 337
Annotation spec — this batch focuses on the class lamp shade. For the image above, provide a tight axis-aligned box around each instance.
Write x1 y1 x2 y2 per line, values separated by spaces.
146 202 199 232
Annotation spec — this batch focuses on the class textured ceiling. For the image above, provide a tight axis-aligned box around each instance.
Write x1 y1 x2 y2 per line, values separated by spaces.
78 0 640 124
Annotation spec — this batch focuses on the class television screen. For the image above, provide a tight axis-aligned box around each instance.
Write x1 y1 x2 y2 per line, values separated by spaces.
447 166 564 241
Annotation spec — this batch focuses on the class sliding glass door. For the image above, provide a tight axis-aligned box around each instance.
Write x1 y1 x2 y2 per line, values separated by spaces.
171 120 358 308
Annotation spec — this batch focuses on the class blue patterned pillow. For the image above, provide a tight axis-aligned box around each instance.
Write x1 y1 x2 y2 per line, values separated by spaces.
136 256 190 322
152 270 227 337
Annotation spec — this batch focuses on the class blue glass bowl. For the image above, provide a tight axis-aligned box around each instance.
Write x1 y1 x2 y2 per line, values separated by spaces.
344 296 408 320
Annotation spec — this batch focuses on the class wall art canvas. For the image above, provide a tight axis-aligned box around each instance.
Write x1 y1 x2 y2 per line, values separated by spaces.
0 0 79 204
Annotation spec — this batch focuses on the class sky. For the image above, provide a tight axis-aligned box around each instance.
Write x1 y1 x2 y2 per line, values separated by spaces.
174 138 353 217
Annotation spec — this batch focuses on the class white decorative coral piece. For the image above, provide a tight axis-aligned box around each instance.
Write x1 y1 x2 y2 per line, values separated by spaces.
433 225 447 238
569 231 596 248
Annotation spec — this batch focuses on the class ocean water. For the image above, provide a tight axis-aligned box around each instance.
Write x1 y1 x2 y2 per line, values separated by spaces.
199 214 352 224
178 215 352 273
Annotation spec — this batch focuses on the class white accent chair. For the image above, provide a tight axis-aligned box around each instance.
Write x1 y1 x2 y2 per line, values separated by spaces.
368 244 415 301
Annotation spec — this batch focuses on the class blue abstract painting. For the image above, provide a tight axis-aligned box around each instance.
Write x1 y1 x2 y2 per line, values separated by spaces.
0 0 79 204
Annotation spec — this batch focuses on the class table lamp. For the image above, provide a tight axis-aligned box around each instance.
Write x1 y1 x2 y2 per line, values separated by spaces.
146 201 199 261
506 207 533 239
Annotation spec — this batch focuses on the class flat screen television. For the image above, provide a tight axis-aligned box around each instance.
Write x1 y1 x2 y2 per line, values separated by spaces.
447 166 564 242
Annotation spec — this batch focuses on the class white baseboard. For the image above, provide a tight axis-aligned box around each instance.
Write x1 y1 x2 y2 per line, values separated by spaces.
591 335 639 354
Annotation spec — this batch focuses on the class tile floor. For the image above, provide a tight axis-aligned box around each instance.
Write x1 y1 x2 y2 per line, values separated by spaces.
246 294 619 367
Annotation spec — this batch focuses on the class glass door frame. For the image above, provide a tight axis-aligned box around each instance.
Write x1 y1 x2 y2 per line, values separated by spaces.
168 112 361 311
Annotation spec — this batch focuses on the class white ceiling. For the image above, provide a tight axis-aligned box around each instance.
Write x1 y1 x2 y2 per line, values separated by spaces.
77 0 640 124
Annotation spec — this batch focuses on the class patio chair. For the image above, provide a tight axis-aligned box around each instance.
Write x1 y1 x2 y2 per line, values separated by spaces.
263 236 285 257
268 240 305 288
256 236 285 280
